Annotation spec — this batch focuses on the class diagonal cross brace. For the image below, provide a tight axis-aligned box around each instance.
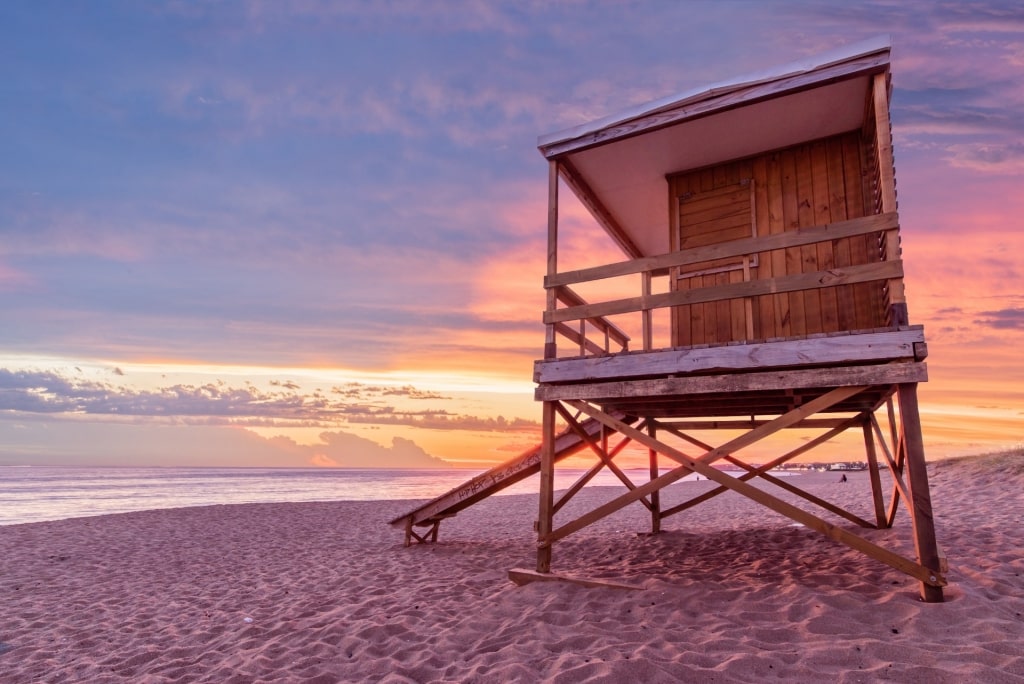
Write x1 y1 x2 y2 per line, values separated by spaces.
657 419 876 529
544 386 865 545
658 416 861 518
548 387 945 587
554 402 651 511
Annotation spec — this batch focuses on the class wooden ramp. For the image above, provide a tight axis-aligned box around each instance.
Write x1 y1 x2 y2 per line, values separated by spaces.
390 411 637 545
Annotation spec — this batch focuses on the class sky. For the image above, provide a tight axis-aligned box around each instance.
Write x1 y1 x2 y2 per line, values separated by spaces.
1 1 1022 469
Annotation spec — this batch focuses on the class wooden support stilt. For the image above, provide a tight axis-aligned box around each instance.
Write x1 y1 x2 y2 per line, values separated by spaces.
659 420 875 529
873 412 910 527
554 402 648 508
862 413 888 528
659 417 858 518
897 383 944 602
886 397 900 453
403 518 414 547
404 518 444 546
553 431 633 515
557 394 945 589
537 400 556 573
648 421 661 534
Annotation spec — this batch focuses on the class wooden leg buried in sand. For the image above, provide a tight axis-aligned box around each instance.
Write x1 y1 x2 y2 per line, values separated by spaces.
536 400 556 573
897 383 944 603
648 421 661 535
862 413 888 528
403 518 444 546
537 392 946 598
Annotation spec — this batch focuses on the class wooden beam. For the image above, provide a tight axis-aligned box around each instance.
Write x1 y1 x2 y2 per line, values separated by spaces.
558 395 944 587
749 466 876 528
554 402 650 511
871 71 907 325
558 157 643 258
862 415 888 528
886 434 905 529
544 462 696 545
539 51 890 158
544 260 903 325
656 417 852 430
659 417 861 519
552 431 633 516
546 212 898 288
897 383 944 602
872 73 897 214
537 401 556 573
545 160 559 359
657 420 876 528
546 388 861 543
648 421 661 534
536 362 927 402
871 412 912 510
390 412 635 528
552 322 608 357
553 286 631 349
642 271 653 351
535 328 924 384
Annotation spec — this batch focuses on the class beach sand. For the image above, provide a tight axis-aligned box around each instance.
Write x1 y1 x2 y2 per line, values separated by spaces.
1 453 1022 682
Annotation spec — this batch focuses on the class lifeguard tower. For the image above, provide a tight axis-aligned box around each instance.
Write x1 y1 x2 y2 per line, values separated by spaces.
393 37 945 602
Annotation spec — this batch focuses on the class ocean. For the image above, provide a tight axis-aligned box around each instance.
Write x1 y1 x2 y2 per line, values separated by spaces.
0 466 701 526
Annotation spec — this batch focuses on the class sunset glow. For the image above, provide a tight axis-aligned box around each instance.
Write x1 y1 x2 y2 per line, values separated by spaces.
1 2 1021 468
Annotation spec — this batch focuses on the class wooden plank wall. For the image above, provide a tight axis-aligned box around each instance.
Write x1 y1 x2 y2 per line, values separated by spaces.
670 131 885 346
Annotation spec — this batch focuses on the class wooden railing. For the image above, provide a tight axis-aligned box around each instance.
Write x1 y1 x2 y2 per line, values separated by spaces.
552 286 631 357
544 212 902 360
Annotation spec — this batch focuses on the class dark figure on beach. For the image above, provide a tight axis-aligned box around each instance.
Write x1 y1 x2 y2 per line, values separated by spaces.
840 473 847 483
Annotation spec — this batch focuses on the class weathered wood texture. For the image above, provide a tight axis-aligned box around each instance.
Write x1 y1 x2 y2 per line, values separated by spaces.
669 131 887 346
389 411 638 530
539 50 889 159
549 398 945 590
535 327 925 384
535 362 922 419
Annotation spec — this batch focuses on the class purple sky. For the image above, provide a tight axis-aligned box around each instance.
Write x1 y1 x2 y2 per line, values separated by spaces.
1 2 1022 467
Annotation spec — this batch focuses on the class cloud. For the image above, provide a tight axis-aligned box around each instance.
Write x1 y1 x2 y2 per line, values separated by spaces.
975 308 1024 330
946 142 1024 173
0 418 450 468
327 383 448 403
346 412 539 433
0 368 532 432
315 432 451 468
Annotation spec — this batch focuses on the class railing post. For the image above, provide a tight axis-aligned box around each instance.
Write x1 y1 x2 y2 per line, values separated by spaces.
545 160 560 359
642 271 653 351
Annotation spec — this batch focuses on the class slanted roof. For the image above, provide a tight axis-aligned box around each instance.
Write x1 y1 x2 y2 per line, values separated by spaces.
538 36 892 258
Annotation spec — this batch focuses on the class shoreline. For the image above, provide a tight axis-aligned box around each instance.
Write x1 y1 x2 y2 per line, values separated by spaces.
0 465 812 527
1 455 1021 682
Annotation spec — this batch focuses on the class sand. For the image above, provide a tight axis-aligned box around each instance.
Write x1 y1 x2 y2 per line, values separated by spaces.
1 453 1022 683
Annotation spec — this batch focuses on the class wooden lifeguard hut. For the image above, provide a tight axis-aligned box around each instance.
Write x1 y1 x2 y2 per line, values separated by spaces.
391 37 945 602
531 36 945 602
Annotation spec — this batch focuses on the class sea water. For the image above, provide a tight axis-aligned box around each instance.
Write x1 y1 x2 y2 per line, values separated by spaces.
0 466 703 526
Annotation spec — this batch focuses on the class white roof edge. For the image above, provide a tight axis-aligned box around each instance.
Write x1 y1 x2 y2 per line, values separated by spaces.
538 35 892 149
